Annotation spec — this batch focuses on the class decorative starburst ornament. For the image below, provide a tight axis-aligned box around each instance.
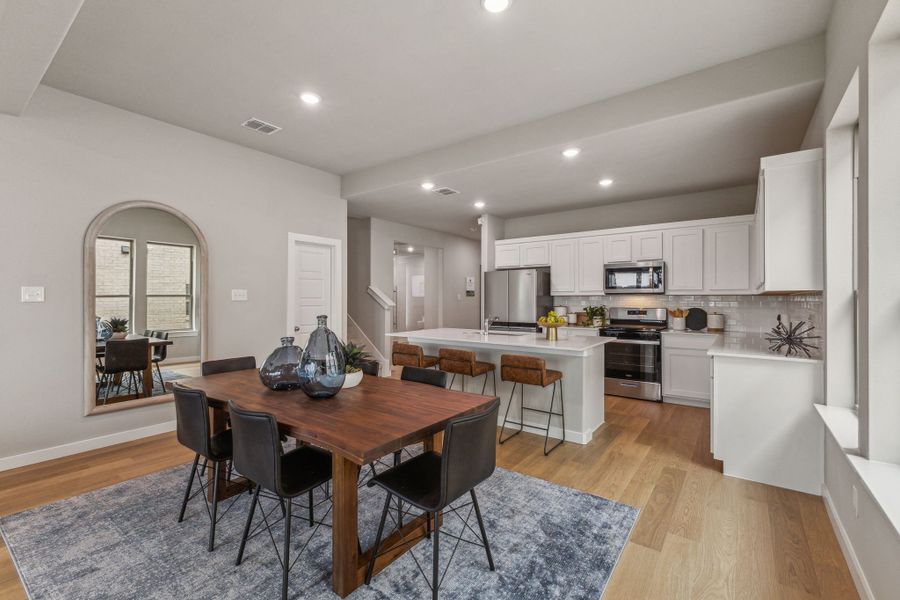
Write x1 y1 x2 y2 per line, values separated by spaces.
765 314 820 358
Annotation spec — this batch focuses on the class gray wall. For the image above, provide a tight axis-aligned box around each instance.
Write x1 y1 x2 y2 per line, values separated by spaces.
0 85 345 463
502 185 756 239
99 207 201 361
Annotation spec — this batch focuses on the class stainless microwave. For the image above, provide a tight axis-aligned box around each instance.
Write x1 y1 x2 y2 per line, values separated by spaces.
603 261 665 294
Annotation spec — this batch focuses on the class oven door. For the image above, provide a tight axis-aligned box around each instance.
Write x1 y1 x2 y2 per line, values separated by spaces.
603 261 665 294
604 340 662 401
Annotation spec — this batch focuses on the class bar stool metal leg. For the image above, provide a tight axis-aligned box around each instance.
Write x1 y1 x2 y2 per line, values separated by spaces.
498 382 522 444
543 381 565 456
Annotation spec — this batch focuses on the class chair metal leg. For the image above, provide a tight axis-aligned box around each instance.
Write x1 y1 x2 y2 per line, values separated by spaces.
448 373 456 391
236 485 260 565
393 451 403 528
154 362 164 393
470 489 495 570
432 512 440 600
498 382 521 444
282 499 291 600
208 461 220 551
308 489 314 527
543 381 565 456
480 372 488 395
365 492 393 585
492 370 497 397
178 454 200 522
426 511 432 539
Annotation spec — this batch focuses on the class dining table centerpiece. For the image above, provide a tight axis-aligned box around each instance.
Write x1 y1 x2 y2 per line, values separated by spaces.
259 336 305 390
298 315 346 398
108 316 129 339
341 341 371 389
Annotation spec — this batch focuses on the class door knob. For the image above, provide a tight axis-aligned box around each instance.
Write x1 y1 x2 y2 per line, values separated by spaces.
294 326 300 332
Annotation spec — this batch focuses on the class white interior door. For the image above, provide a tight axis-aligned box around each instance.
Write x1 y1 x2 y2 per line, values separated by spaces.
288 234 341 347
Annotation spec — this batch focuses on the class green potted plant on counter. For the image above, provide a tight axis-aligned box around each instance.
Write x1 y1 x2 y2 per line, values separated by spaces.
584 305 608 327
342 341 371 388
108 316 129 339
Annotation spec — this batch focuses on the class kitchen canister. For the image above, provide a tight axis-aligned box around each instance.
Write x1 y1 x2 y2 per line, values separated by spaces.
708 312 725 332
553 306 568 316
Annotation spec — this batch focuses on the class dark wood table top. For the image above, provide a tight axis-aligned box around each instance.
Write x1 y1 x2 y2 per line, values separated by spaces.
96 335 173 350
176 369 498 464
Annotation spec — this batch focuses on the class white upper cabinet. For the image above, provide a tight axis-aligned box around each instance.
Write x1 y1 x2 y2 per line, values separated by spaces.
519 241 551 267
755 148 823 292
604 234 632 263
704 223 750 292
494 243 520 269
550 239 578 294
663 227 704 293
577 236 605 294
631 231 663 261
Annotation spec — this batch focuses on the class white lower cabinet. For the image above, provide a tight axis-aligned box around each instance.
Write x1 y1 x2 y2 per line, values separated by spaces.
661 332 720 407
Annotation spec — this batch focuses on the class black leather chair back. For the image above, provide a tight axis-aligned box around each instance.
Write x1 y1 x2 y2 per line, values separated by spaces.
439 398 500 508
173 386 212 458
401 366 447 388
104 338 150 374
153 331 169 361
359 360 379 376
202 356 257 376
228 401 282 494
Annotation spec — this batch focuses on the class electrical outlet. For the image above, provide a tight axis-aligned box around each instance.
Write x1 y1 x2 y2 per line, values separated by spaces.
852 484 859 518
231 289 248 302
20 286 45 302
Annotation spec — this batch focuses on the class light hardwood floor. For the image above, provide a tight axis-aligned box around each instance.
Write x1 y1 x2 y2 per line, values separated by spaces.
0 395 857 599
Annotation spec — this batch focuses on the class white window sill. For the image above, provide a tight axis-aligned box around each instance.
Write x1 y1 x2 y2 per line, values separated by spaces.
816 404 900 539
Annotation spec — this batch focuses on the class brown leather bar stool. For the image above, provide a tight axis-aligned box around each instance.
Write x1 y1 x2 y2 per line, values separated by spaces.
498 354 565 455
438 348 497 396
392 341 439 369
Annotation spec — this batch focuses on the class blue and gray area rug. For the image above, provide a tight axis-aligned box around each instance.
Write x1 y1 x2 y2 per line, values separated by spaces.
1 464 638 599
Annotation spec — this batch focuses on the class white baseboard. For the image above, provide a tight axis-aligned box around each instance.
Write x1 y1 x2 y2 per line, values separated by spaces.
496 417 596 445
0 420 177 472
663 396 710 409
822 485 874 600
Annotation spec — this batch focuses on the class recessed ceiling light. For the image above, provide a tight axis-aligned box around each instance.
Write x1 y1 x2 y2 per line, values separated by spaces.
482 0 511 13
562 147 581 158
299 92 321 105
599 178 614 187
407 246 415 253
421 182 435 191
474 201 486 209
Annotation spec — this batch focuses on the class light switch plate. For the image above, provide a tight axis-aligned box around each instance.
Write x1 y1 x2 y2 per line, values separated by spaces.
21 286 45 302
231 289 248 302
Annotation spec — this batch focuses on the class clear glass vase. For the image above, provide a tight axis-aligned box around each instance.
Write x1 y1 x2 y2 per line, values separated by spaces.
259 337 304 391
299 315 346 399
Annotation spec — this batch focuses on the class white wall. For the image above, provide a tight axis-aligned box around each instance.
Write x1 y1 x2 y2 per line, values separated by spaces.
502 185 756 239
0 86 345 465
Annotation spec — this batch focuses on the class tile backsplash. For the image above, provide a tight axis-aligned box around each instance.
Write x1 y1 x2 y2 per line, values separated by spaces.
553 294 824 337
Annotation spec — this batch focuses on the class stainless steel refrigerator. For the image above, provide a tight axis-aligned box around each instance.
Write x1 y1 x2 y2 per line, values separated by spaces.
484 268 552 331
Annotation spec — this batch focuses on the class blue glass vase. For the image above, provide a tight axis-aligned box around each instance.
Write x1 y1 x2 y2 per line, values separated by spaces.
259 337 305 391
299 315 346 399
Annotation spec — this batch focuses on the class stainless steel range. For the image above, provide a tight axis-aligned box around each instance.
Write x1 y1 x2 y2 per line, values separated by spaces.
598 307 667 402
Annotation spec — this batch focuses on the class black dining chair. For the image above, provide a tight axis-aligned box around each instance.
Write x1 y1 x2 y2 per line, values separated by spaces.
400 365 448 388
230 401 333 600
173 386 238 552
201 356 257 376
365 398 500 600
96 338 149 404
150 331 169 393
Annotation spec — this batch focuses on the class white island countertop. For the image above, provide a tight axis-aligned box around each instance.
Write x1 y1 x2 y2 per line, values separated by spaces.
389 328 614 357
707 331 823 364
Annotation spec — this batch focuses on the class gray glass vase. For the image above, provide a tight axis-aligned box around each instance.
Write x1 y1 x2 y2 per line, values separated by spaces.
298 315 346 399
259 337 305 391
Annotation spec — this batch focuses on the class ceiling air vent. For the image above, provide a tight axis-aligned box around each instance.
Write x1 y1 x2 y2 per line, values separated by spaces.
432 187 459 196
242 117 282 135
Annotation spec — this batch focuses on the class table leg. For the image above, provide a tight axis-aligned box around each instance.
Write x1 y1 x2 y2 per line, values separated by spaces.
332 454 361 597
423 431 443 454
143 347 154 397
207 405 248 501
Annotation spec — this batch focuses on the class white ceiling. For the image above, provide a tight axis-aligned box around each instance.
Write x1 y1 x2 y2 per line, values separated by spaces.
43 0 832 176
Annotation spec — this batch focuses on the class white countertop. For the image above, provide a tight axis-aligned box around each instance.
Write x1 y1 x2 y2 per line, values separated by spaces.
389 328 614 356
707 331 823 363
662 329 722 338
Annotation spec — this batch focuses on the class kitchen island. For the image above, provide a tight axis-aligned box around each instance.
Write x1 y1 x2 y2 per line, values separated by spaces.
388 328 614 444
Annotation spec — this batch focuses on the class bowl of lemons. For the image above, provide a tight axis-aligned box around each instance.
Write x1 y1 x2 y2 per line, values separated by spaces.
538 311 567 341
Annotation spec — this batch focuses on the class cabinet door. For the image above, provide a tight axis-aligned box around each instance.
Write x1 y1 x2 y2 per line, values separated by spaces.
495 244 520 269
550 240 577 294
753 171 765 290
577 236 604 293
632 231 663 261
604 234 632 263
662 348 711 401
663 228 704 292
520 241 550 267
705 223 750 292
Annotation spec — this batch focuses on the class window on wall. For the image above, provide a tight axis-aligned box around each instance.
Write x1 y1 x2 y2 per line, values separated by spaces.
852 123 860 412
146 242 195 331
95 237 134 323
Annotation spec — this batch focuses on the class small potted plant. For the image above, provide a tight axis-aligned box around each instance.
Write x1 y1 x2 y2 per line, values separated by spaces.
108 316 129 339
342 342 371 389
585 305 608 327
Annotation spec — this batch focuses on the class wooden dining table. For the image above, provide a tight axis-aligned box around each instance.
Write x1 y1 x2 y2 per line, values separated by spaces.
96 334 173 397
176 369 498 597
